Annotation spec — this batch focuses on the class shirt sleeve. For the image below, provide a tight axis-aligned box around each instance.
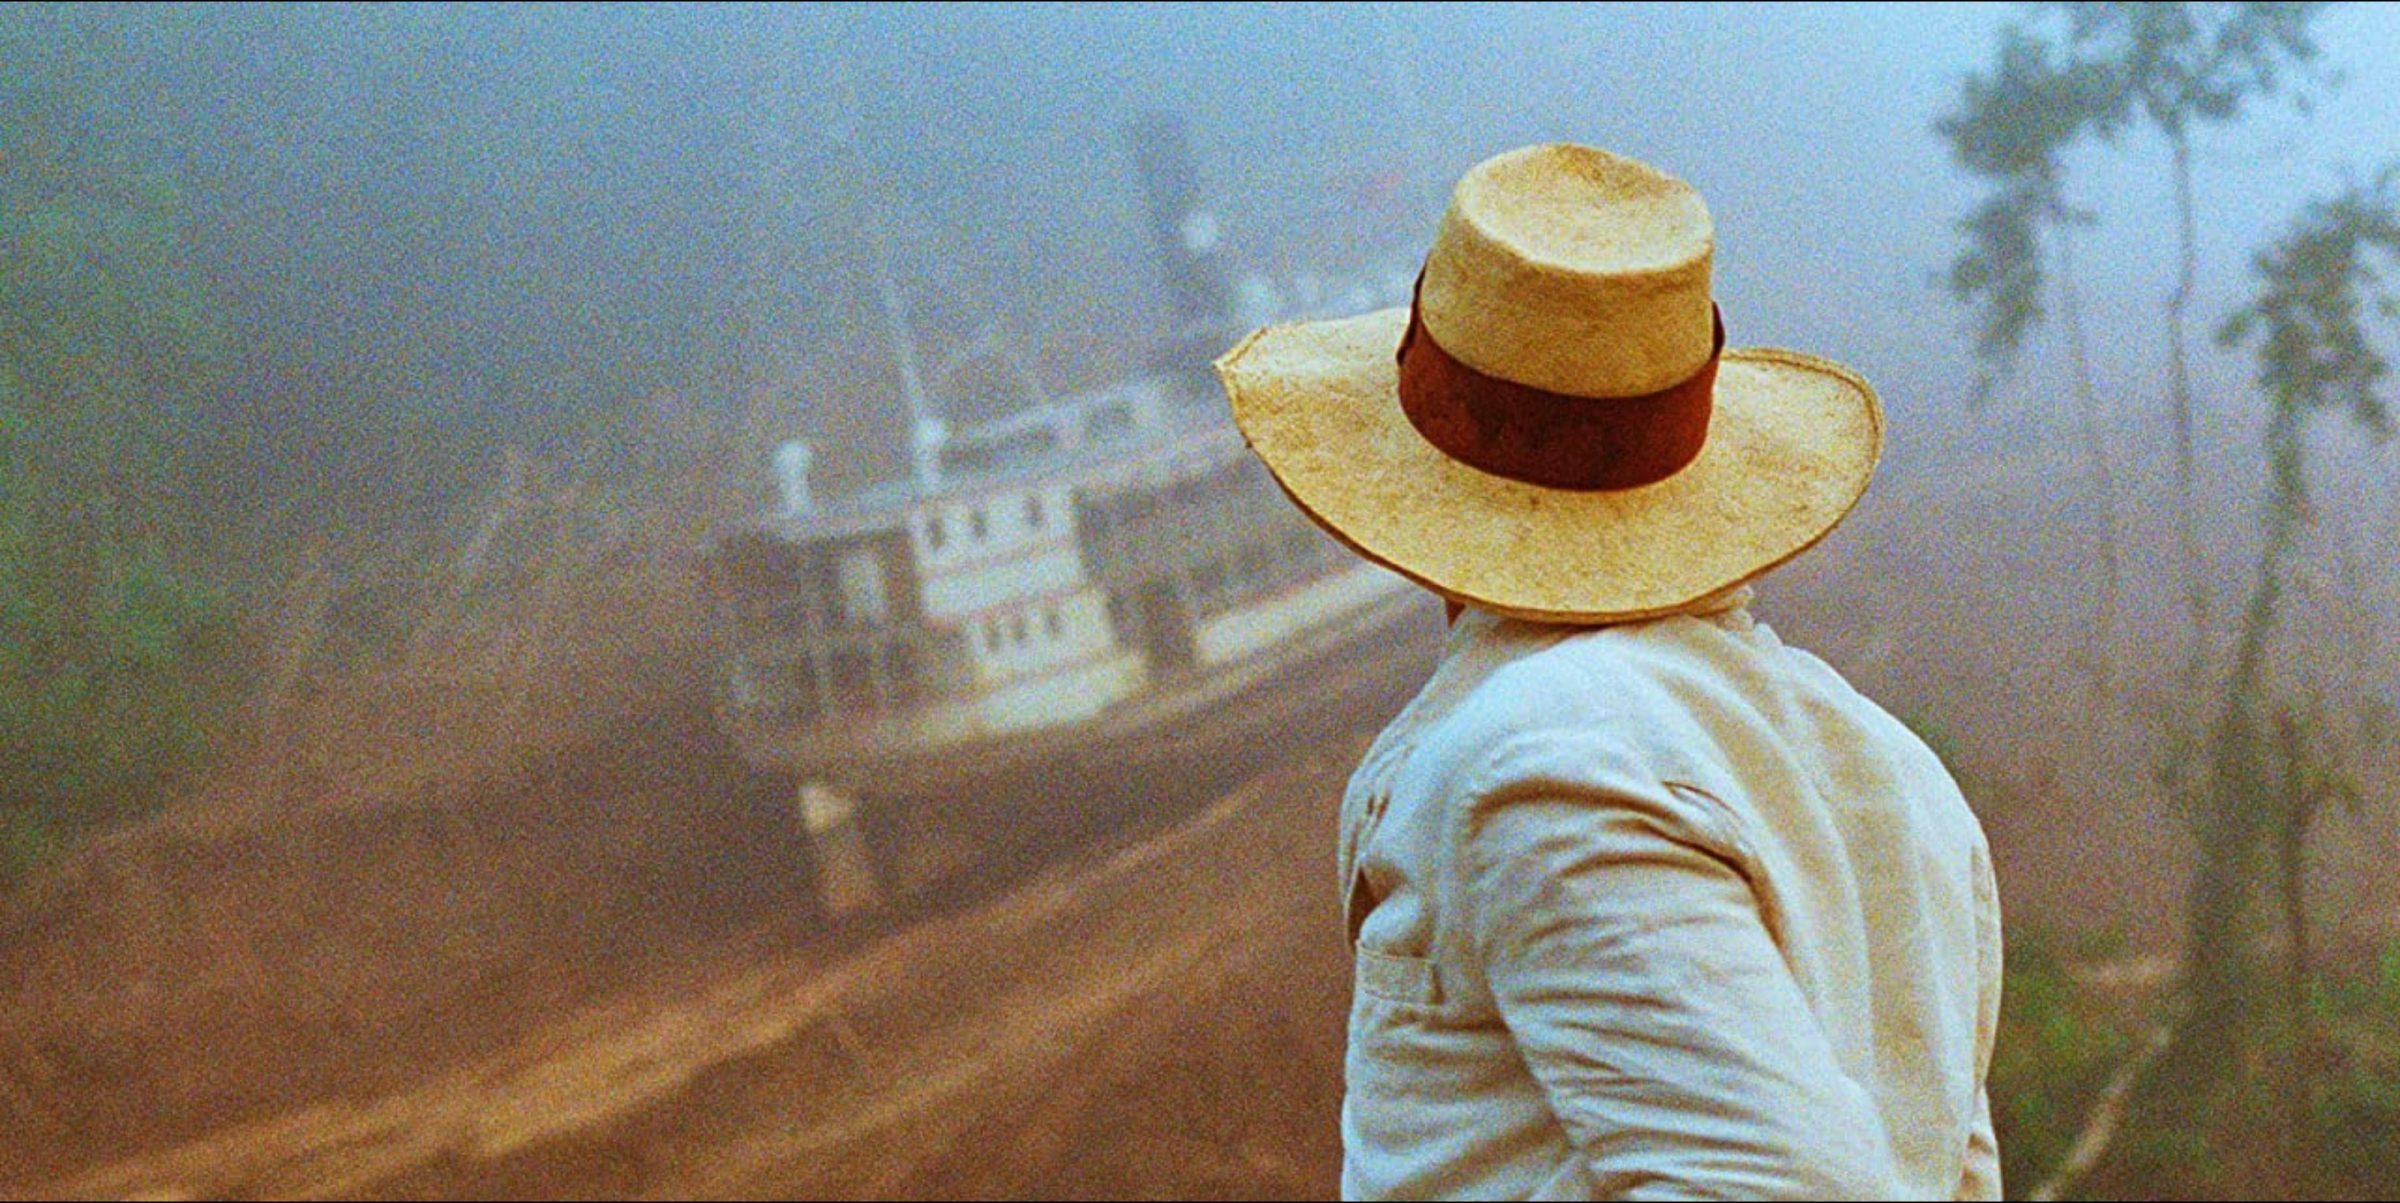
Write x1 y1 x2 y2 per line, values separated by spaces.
1956 839 2006 1200
1461 778 1907 1200
1956 1086 2001 1200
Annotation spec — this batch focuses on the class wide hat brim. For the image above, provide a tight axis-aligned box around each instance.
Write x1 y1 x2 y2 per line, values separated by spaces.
1217 306 1883 624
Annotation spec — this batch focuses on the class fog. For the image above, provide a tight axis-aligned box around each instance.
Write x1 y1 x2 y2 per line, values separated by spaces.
16 3 2397 516
6 3 2400 1199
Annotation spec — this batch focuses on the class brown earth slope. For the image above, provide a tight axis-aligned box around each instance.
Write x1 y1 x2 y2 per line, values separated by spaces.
38 671 1407 1201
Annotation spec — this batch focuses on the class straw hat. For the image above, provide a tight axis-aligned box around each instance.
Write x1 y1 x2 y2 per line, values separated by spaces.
1215 143 1882 624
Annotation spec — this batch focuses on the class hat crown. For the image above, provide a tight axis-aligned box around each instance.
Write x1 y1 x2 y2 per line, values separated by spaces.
1418 144 1716 398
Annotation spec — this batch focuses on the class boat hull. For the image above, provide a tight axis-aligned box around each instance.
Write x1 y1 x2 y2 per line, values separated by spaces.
723 579 1442 802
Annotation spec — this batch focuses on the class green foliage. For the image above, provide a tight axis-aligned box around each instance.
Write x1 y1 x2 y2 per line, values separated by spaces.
2303 943 2400 1044
2119 1111 2225 1187
1945 179 2053 378
2316 1068 2400 1190
0 123 224 523
2089 942 2400 1197
0 72 241 881
2049 1 2333 137
2377 941 2400 1013
2218 168 2400 447
1987 931 2138 1192
1937 25 2118 382
0 445 236 880
1 801 56 883
2305 940 2400 1192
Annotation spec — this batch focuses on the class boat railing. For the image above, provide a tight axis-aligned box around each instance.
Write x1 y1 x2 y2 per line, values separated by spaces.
1185 522 1348 618
1071 451 1351 646
729 621 972 730
1076 461 1292 589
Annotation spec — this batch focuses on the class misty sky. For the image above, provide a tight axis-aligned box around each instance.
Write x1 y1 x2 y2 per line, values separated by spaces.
11 2 2400 515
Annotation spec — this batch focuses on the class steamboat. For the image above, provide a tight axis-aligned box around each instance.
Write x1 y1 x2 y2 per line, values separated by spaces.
703 117 1432 907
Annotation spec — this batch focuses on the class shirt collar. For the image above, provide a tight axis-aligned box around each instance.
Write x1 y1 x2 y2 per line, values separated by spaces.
1448 583 1757 649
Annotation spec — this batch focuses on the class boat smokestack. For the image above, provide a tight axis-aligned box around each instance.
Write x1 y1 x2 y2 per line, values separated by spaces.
1128 112 1234 375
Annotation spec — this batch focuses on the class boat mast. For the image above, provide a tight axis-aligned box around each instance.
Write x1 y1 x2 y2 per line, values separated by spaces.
865 208 944 490
829 78 944 491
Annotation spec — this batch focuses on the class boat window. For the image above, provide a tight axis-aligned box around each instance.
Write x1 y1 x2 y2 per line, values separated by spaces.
970 506 989 541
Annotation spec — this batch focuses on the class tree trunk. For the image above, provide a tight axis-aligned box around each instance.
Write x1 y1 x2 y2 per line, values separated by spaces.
2165 126 2212 656
2056 224 2122 709
2167 409 2306 1089
2278 788 2317 1168
2171 761 2262 1079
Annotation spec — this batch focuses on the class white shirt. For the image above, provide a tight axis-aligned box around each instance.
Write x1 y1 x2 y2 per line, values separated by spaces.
1338 596 2002 1200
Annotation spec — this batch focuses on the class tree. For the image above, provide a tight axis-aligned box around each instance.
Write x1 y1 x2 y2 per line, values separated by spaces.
1942 1 2374 1146
2199 170 2399 1097
0 63 237 878
1939 26 2127 700
2050 0 2332 641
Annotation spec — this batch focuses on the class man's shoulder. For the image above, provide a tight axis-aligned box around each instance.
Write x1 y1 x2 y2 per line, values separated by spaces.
1388 620 1709 805
1357 607 1783 806
1435 616 1714 743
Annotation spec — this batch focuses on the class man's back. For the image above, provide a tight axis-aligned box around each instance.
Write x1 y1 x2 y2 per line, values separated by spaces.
1338 598 2001 1200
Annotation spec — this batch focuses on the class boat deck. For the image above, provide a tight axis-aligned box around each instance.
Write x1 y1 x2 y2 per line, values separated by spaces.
722 571 1433 800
